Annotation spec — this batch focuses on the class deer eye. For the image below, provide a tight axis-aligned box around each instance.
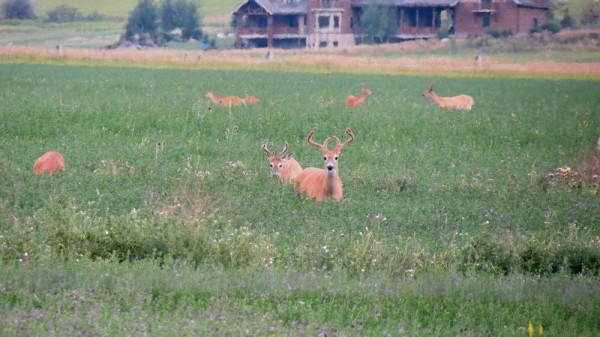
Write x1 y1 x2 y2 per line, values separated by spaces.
278 164 283 168
323 156 327 161
335 156 339 160
269 164 273 167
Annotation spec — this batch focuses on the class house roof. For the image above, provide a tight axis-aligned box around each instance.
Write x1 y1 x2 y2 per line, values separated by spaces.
513 0 553 9
231 0 307 16
351 0 458 7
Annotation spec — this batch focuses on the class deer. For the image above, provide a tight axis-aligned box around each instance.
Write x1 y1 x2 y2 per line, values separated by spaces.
422 84 474 111
294 127 354 202
33 151 65 176
345 85 373 107
243 95 260 104
262 142 303 183
203 90 245 107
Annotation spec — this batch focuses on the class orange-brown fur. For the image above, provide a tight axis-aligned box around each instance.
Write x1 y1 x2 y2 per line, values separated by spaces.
243 95 260 104
422 84 473 110
345 85 373 107
294 128 354 202
262 142 302 183
204 90 245 106
33 151 65 176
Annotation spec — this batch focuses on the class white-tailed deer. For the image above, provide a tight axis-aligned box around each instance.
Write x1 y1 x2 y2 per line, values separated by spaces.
422 84 474 110
345 85 373 107
294 127 354 201
34 151 65 176
262 142 302 183
243 95 260 104
204 90 245 107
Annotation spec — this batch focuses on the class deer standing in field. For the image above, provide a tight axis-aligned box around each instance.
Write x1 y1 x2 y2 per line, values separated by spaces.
33 151 65 176
262 142 303 183
345 85 373 108
422 84 474 111
204 90 245 107
294 127 354 202
243 95 260 104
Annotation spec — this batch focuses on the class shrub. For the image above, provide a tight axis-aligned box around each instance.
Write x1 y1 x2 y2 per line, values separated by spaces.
486 28 512 38
47 5 82 23
560 12 577 28
540 22 561 33
459 234 515 275
125 0 159 40
2 0 36 19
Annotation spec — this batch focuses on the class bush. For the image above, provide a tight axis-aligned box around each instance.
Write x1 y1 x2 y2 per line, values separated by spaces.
459 234 515 275
2 0 36 19
486 28 513 38
560 12 577 29
47 5 82 23
540 22 561 33
125 0 159 40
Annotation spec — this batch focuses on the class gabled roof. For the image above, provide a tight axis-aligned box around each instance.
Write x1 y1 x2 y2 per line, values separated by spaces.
231 0 307 16
351 0 458 6
513 0 553 9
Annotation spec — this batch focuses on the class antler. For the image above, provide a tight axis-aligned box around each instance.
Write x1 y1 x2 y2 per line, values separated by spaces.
262 142 274 158
332 128 354 152
279 142 289 158
307 128 331 150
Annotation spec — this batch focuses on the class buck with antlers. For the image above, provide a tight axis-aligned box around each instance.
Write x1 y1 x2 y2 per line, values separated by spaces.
422 84 474 111
345 85 373 107
204 90 245 107
33 151 65 176
294 127 354 202
262 142 303 183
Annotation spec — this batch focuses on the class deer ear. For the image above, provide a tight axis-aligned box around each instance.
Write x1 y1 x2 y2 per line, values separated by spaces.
283 152 294 160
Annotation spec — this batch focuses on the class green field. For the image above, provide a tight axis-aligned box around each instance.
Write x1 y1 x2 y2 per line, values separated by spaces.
1 61 599 335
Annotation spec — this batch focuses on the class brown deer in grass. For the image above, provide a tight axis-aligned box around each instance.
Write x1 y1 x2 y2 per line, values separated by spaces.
243 95 260 104
33 151 65 176
345 85 373 107
204 90 245 107
294 127 354 201
262 142 303 183
422 84 474 111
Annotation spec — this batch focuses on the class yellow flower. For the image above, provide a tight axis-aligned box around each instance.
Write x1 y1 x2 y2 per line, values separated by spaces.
528 320 535 337
538 323 544 335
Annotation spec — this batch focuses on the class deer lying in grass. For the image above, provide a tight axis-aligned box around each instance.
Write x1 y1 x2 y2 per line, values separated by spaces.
33 151 65 176
422 84 474 111
204 90 245 107
262 142 303 183
294 127 354 201
345 85 373 107
243 95 260 104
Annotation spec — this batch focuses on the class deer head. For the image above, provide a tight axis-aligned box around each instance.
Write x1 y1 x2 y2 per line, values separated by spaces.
262 142 294 178
422 84 434 97
307 127 354 176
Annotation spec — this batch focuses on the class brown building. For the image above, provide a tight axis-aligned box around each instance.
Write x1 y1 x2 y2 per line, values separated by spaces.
231 0 553 49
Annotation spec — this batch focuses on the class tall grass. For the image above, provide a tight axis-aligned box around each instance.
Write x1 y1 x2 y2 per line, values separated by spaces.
0 62 599 335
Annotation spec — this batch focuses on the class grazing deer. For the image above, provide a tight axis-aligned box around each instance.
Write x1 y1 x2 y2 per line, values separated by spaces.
262 142 303 183
243 95 260 104
422 84 474 111
294 127 354 202
203 90 245 107
345 85 373 107
33 151 65 176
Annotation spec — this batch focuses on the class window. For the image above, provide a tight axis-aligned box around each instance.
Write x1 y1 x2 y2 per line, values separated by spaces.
533 18 538 27
482 15 490 27
333 16 340 28
242 15 249 28
258 17 268 28
318 16 330 28
289 16 298 28
333 41 339 47
319 41 328 47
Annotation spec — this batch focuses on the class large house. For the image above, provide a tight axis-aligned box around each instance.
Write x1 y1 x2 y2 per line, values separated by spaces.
231 0 553 49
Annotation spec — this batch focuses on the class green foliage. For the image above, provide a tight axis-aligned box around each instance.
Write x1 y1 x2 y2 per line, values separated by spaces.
46 5 82 23
560 11 578 28
486 28 513 38
359 0 397 44
161 0 202 39
581 2 600 25
125 0 159 40
2 0 36 19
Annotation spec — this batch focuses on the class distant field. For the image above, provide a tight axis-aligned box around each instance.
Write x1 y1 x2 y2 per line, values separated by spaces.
34 0 240 20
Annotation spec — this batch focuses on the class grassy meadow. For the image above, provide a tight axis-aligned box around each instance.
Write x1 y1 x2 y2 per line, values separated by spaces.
1 60 600 335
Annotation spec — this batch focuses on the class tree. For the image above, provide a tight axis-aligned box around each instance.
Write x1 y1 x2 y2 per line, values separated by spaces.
125 0 159 40
359 0 397 44
2 0 36 19
161 0 202 40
